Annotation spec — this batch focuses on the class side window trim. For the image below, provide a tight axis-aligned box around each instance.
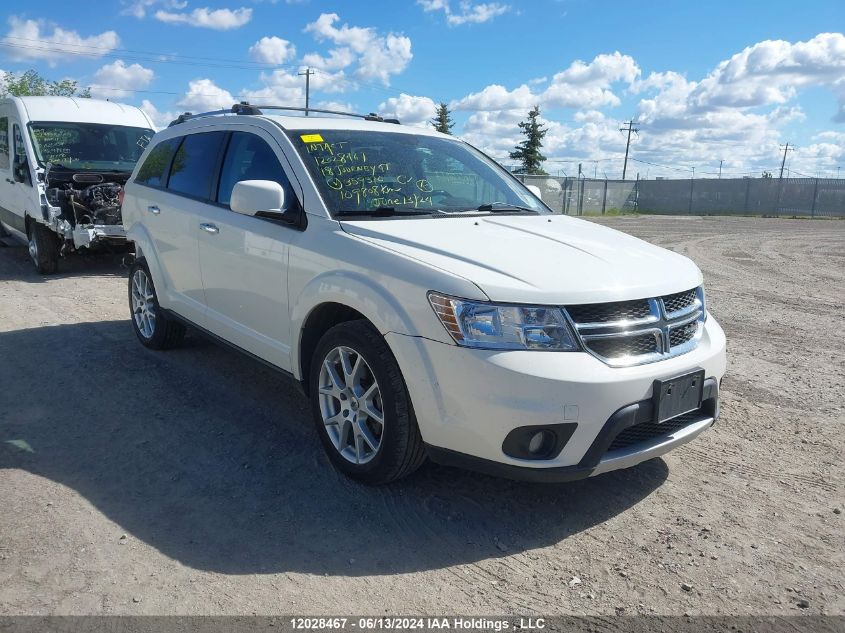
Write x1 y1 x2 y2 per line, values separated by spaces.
212 131 233 205
162 135 183 189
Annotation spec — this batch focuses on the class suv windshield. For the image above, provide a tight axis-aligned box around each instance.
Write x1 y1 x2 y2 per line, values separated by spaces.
28 122 154 171
286 129 547 217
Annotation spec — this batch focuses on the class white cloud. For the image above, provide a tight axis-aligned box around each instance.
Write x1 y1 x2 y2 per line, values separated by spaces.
453 52 640 111
301 47 355 71
175 78 236 112
121 0 187 19
418 0 510 26
304 13 412 85
1 16 119 67
89 59 154 99
249 36 296 64
689 32 845 111
378 94 437 128
140 99 175 129
154 6 252 30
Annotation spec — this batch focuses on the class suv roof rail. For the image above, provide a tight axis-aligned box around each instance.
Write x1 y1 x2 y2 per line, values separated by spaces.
167 102 401 127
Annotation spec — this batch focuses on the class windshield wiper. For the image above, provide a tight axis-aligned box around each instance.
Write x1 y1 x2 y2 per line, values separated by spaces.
476 202 538 213
338 206 437 218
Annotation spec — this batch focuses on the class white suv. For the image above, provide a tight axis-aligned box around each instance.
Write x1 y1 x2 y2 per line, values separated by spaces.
122 104 726 484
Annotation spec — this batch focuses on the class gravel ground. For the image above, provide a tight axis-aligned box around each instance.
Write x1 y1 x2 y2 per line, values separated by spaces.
0 216 842 616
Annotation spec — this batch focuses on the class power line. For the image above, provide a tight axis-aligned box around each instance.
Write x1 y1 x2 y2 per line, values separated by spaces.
619 119 639 180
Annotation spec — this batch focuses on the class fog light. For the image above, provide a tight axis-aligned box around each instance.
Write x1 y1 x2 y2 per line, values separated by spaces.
502 423 576 460
528 431 547 454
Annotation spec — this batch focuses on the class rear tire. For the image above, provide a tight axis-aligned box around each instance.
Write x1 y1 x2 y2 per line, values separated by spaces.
309 320 426 484
28 222 60 275
128 259 186 350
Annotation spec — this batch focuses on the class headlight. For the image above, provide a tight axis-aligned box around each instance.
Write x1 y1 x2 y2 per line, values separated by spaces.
428 293 580 351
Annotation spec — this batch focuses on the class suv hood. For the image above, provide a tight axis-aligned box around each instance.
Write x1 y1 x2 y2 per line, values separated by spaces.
341 215 703 305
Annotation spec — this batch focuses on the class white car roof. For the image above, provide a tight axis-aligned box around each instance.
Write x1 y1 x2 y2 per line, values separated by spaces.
16 96 154 128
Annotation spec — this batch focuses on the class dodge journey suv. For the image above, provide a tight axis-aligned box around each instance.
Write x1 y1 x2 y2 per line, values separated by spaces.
122 104 726 484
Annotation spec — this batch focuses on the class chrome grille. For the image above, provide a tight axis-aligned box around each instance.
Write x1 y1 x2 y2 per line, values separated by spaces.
669 321 699 347
585 333 659 359
663 289 698 316
565 287 705 367
566 299 651 325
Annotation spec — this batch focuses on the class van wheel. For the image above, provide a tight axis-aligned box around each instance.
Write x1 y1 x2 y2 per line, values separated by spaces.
128 259 186 350
310 320 426 484
28 222 60 274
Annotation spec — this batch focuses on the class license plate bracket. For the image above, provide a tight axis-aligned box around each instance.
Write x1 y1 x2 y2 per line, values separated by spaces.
653 369 705 423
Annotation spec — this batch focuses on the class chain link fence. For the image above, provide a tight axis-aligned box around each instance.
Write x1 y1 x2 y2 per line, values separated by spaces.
516 175 845 217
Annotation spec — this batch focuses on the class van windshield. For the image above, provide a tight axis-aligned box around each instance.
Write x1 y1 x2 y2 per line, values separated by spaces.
28 122 154 171
286 129 547 217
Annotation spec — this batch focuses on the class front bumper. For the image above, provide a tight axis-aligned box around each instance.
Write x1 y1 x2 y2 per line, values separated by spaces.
385 314 726 479
72 224 127 249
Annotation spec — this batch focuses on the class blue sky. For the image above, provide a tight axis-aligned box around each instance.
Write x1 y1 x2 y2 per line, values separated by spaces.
1 0 843 178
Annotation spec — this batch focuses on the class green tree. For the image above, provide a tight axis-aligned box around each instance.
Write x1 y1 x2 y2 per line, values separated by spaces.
509 105 547 174
431 102 454 135
1 70 91 98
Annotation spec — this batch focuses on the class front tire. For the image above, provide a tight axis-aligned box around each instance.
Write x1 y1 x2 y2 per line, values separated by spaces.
28 222 60 275
309 320 426 484
128 259 186 350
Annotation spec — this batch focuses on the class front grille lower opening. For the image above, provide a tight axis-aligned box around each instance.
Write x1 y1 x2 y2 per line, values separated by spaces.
607 411 702 453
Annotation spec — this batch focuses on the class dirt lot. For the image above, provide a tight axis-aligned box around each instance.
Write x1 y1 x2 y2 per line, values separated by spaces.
0 216 842 616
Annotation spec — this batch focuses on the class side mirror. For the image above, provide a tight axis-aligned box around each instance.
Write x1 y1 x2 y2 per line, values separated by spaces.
230 180 285 217
13 160 29 184
526 184 542 198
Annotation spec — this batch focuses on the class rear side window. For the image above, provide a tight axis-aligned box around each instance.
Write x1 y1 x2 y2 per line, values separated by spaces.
136 137 180 187
217 132 294 207
167 131 226 199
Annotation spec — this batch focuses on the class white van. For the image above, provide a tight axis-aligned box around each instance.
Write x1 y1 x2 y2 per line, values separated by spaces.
0 96 155 273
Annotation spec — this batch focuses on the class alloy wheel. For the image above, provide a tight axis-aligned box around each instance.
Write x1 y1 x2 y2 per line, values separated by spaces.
131 269 157 339
318 345 385 464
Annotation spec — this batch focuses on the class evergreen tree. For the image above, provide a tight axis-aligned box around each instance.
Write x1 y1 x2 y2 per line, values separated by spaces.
1 70 91 98
509 105 548 174
431 102 454 135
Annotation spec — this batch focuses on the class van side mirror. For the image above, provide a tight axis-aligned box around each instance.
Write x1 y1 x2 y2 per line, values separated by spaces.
230 180 285 217
13 160 29 184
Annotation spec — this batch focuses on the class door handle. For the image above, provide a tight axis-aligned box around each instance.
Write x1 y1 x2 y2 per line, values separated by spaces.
199 223 219 234
147 205 160 215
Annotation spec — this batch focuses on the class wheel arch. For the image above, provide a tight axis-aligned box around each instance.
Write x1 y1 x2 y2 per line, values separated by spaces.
292 271 423 392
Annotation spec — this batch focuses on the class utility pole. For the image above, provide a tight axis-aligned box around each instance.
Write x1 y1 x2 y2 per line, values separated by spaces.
298 67 314 116
619 119 639 180
778 143 794 179
718 159 723 179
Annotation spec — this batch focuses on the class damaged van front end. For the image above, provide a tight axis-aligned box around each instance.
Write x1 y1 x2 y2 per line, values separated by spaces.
41 164 130 251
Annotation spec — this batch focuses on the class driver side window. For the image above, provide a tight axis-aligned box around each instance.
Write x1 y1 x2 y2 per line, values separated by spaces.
217 132 295 211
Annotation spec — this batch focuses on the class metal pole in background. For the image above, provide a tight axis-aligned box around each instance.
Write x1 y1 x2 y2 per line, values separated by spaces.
619 119 639 180
298 67 314 115
811 177 819 218
689 167 695 214
601 179 608 215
